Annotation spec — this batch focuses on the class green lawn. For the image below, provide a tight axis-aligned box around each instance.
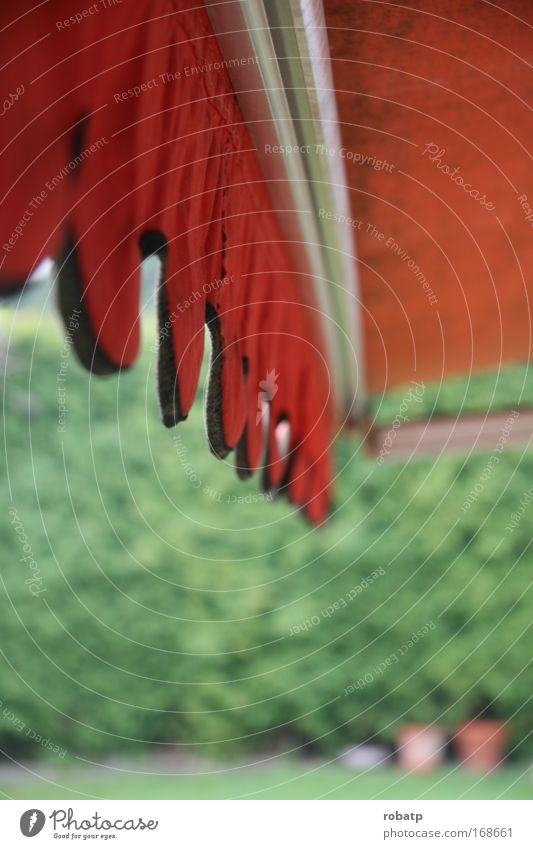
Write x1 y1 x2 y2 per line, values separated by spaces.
0 764 530 800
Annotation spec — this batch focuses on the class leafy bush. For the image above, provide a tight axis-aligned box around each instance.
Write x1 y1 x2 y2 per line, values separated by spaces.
0 313 531 761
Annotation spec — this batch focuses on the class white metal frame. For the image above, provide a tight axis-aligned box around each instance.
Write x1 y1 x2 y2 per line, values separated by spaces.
205 0 365 423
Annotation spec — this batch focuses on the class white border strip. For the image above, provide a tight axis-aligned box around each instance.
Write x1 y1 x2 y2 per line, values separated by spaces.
4 800 531 847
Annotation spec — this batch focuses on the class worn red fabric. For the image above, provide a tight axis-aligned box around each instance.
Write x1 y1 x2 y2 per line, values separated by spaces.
325 0 533 394
0 1 334 523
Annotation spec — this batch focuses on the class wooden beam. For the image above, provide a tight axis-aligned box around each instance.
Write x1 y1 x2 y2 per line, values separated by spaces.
368 409 529 461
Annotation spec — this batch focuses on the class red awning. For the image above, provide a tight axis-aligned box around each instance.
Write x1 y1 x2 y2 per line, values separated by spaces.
1 1 532 521
0 0 334 522
324 0 533 394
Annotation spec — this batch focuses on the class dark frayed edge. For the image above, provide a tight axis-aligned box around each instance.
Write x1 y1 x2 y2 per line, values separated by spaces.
234 357 254 480
205 301 231 459
57 235 123 375
140 230 186 428
235 427 253 480
71 113 89 167
260 440 273 494
0 279 28 297
280 450 331 526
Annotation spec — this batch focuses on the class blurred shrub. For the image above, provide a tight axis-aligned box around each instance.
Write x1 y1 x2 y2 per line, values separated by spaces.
0 314 531 760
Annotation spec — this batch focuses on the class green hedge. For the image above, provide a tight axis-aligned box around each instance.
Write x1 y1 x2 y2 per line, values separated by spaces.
0 314 531 761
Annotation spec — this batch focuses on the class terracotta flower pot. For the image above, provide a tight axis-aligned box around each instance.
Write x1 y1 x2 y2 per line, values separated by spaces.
396 724 446 772
455 719 508 771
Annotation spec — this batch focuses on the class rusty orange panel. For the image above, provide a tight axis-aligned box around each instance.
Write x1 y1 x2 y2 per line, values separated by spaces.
324 0 533 394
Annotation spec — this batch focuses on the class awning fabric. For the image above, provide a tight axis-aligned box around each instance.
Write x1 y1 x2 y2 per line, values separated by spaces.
3 2 533 521
0 1 333 523
324 0 533 394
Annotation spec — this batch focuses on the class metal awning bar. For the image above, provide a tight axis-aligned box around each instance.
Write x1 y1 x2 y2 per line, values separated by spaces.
205 0 365 423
